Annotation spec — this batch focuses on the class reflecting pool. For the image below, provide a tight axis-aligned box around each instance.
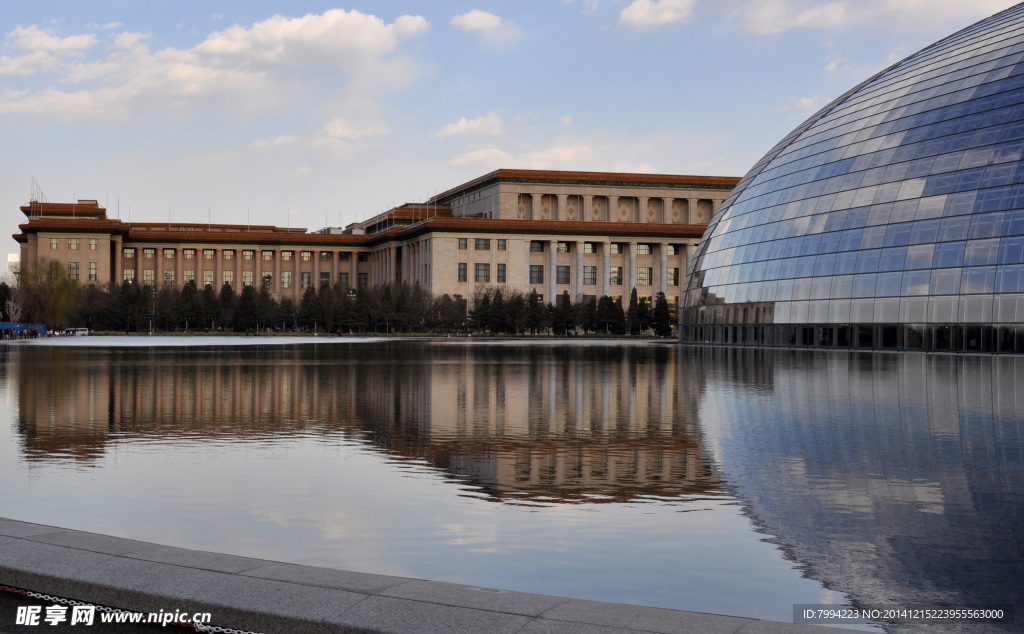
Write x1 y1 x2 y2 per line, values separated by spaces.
1 340 1022 631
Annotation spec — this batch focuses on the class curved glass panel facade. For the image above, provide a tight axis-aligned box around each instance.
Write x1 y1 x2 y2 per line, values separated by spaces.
681 4 1024 353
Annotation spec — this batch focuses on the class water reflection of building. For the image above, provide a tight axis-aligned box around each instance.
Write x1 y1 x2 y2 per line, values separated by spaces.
682 348 1024 632
11 344 719 504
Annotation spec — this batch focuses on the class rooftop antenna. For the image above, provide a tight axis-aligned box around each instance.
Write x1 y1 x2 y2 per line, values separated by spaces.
168 206 171 229
247 208 250 232
208 207 211 231
73 192 76 218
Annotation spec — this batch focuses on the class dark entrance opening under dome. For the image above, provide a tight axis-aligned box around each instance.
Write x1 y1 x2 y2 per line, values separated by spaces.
680 3 1024 353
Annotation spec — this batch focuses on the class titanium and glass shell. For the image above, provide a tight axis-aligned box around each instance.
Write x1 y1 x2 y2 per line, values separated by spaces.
680 4 1024 353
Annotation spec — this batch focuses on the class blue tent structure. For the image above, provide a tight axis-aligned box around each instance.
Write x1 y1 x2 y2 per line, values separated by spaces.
0 322 49 338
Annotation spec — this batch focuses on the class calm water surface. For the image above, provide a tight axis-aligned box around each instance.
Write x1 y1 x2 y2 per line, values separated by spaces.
1 340 1022 632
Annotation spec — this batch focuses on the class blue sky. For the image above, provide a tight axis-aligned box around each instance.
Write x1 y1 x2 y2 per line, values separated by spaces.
1 0 1019 255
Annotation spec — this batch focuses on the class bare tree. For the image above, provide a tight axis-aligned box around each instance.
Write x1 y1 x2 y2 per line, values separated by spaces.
5 288 23 323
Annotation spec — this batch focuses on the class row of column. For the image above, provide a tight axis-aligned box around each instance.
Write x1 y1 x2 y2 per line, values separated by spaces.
528 240 681 302
520 194 720 223
123 247 361 301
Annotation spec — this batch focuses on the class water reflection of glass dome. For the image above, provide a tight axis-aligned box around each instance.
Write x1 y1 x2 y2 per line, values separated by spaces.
680 5 1024 353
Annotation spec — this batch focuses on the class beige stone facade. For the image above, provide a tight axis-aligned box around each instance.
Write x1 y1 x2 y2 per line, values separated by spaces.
14 170 738 308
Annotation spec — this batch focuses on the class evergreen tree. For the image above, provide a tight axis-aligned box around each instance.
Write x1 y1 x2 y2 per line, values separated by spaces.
218 283 237 331
235 285 258 332
526 289 546 334
626 287 640 335
470 290 492 333
651 291 673 337
201 284 220 331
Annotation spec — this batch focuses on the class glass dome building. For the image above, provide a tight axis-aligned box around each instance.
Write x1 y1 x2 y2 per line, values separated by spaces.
680 4 1024 353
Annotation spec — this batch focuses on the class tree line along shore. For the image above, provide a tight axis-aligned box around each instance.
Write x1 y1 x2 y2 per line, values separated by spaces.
5 259 676 336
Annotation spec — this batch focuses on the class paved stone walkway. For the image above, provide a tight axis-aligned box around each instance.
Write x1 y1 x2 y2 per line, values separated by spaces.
0 517 835 633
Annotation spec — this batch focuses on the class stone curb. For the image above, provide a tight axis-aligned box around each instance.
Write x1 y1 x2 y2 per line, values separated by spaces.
0 517 833 634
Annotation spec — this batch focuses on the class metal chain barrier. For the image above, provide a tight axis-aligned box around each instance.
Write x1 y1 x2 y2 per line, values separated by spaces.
1 583 262 634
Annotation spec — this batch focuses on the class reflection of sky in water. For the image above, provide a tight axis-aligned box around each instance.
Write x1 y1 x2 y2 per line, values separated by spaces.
6 342 1021 629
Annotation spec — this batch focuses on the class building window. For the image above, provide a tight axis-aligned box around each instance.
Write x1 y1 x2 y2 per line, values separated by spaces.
530 241 545 252
358 272 368 288
223 250 235 260
668 268 680 286
144 248 155 259
262 250 273 261
301 251 312 261
242 271 253 287
89 239 97 251
475 239 490 250
281 272 292 288
183 249 195 260
339 272 349 288
143 269 155 285
584 242 596 254
557 265 570 284
320 251 332 262
263 273 273 289
69 238 80 250
557 242 570 253
320 272 330 287
88 262 97 282
667 244 680 256
203 249 215 260
123 247 136 259
300 272 311 288
609 243 623 255
459 238 468 250
281 251 293 261
584 266 597 285
637 267 653 286
475 263 490 283
68 262 80 281
164 270 175 286
458 263 467 282
164 248 175 259
204 270 214 287
223 270 234 285
124 269 135 283
636 244 651 255
497 263 506 283
184 270 195 283
358 253 369 262
497 239 507 251
50 238 59 250
610 267 623 285
339 252 351 261
243 250 254 261
529 265 544 284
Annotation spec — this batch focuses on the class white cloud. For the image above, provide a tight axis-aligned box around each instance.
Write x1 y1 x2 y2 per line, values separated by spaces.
7 25 98 55
0 52 60 76
101 22 123 30
559 114 573 126
727 0 1019 35
448 147 513 167
308 117 390 156
0 10 430 119
319 117 389 140
432 111 503 137
449 145 592 169
780 94 831 114
619 0 696 28
451 10 522 46
250 134 300 148
194 10 429 71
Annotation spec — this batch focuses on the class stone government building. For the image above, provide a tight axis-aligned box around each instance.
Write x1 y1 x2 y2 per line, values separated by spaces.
14 169 737 312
